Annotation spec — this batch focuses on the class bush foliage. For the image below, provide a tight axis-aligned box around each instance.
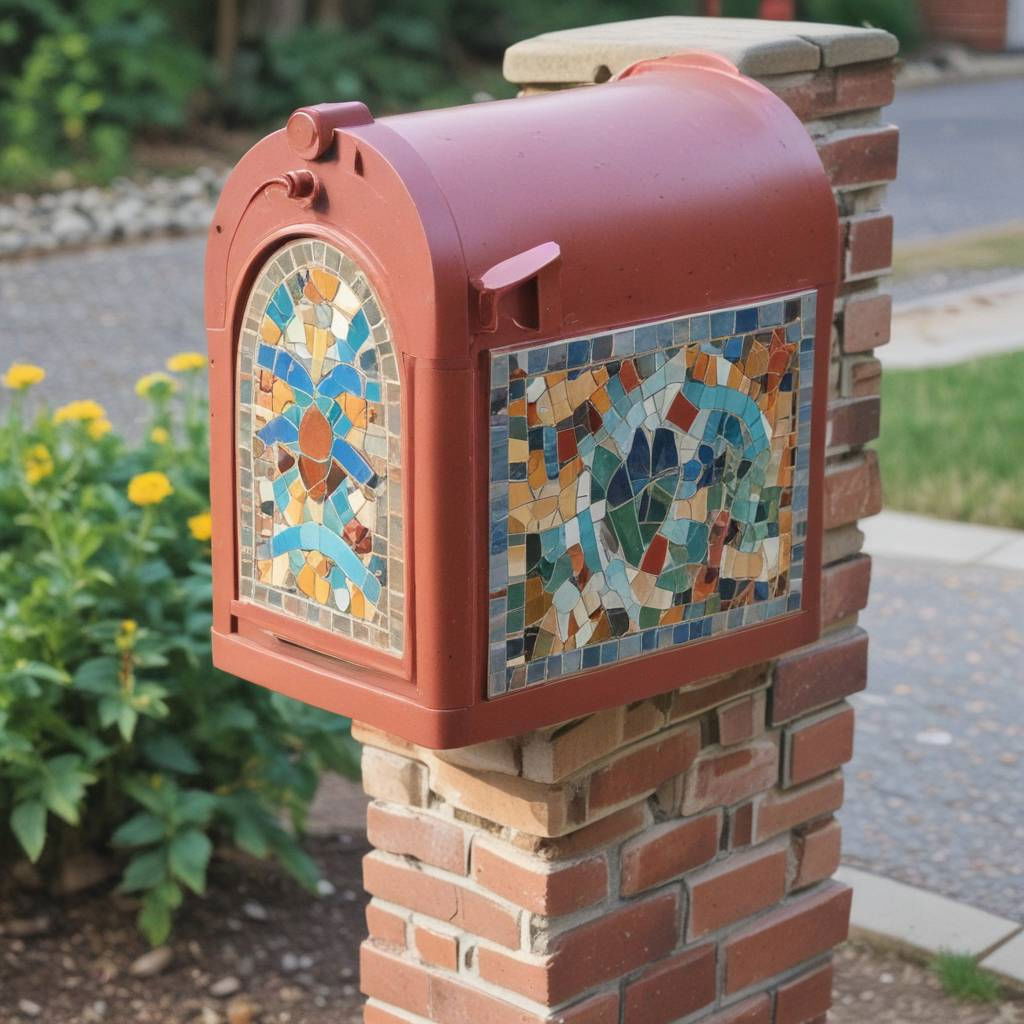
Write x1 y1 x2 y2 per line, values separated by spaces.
0 359 360 944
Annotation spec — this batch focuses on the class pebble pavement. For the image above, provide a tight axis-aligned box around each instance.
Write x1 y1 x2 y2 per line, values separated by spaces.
842 556 1024 920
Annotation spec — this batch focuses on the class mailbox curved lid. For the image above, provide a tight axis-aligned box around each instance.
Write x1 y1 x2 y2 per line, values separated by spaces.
367 53 839 345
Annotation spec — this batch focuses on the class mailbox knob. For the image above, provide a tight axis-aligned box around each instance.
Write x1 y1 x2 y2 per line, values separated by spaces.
287 102 374 160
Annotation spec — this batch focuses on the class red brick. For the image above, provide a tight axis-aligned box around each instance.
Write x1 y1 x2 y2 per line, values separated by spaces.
771 62 894 121
793 818 843 890
833 61 896 113
755 774 845 843
772 627 868 723
842 291 892 353
622 944 717 1023
551 992 621 1024
361 941 431 1016
472 841 608 915
671 664 770 722
820 554 872 628
365 943 549 1024
366 803 468 875
481 890 680 1005
848 356 882 398
703 994 773 1024
717 691 767 747
845 213 894 279
826 395 880 452
688 843 788 938
588 722 700 811
729 802 754 848
364 1001 419 1024
363 852 521 948
817 126 899 188
776 960 835 1023
786 705 856 787
724 883 851 994
414 925 459 971
366 901 408 948
532 802 649 861
682 736 780 815
823 453 882 530
620 811 721 896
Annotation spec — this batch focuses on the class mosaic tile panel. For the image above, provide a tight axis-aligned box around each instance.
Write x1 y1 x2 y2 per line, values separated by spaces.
487 292 816 697
237 239 404 654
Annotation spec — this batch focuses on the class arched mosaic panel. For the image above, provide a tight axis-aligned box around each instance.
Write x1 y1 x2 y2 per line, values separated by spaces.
236 238 403 654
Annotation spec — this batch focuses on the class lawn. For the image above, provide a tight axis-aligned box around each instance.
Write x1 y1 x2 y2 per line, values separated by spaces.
878 351 1024 529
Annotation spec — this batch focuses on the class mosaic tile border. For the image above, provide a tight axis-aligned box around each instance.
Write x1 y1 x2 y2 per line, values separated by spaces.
236 238 405 655
486 291 817 698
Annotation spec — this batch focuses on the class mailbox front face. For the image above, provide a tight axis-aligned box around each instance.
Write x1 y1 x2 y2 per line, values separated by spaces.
487 292 817 698
235 238 405 659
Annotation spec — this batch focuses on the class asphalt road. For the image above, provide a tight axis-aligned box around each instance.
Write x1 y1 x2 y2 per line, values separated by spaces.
842 556 1024 919
887 77 1024 240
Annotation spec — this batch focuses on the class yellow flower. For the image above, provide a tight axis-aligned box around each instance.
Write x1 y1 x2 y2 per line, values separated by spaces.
149 426 170 445
166 351 206 373
54 399 106 423
88 417 112 440
23 444 54 484
121 619 138 635
135 372 177 398
188 511 213 542
3 362 45 390
128 471 174 506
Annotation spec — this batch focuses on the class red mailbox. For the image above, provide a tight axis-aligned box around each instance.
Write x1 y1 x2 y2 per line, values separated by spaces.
206 53 839 748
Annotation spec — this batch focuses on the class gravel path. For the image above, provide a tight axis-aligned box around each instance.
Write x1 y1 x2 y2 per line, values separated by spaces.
842 556 1024 920
0 237 206 434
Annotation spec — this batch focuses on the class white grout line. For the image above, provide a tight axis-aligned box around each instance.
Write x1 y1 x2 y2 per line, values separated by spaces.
862 510 1024 571
836 865 1022 959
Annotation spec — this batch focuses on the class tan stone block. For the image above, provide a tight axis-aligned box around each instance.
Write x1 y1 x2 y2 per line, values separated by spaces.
428 757 578 837
435 737 521 777
362 746 430 808
520 707 624 783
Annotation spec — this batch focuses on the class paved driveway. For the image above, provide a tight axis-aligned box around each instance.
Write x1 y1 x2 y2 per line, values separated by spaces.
888 77 1024 240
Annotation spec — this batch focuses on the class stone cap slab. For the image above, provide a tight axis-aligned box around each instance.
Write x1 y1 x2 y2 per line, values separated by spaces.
504 16 898 85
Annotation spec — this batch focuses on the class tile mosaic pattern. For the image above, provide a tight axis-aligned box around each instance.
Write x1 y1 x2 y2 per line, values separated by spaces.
236 239 403 654
488 293 816 697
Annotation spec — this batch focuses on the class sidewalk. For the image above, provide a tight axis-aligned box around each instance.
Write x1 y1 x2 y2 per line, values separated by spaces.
841 509 1024 986
884 272 1024 369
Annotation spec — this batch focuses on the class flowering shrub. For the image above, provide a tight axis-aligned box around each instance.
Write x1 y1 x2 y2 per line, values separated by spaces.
0 355 360 944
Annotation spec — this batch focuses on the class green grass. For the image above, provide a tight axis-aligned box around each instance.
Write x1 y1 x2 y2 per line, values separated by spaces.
893 222 1024 281
878 351 1024 529
931 952 1002 1003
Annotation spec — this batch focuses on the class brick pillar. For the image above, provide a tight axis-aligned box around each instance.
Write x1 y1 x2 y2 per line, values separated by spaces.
359 19 897 1024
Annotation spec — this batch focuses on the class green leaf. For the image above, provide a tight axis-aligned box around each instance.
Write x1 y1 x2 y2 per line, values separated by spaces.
177 789 217 826
10 661 71 685
121 848 167 893
138 889 172 946
42 754 94 825
10 801 46 862
168 828 212 894
112 812 165 848
117 703 138 742
232 815 269 859
142 735 200 775
72 656 119 694
273 838 320 891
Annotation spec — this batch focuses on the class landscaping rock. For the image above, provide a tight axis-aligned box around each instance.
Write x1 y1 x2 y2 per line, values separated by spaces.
18 999 42 1017
0 168 228 260
128 945 174 977
210 976 241 998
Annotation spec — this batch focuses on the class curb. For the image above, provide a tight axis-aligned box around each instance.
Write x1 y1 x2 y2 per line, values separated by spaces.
837 865 1024 989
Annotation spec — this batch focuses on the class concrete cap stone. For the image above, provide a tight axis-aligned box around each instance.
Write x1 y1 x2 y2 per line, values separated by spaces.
503 16 898 85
